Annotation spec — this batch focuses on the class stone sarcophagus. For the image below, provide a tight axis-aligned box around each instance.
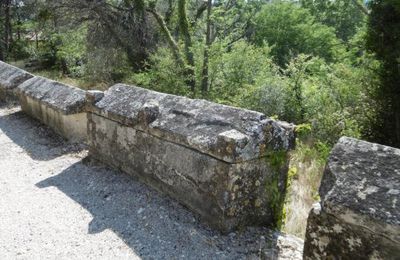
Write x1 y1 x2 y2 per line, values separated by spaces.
304 137 400 259
0 61 33 102
86 84 295 232
17 76 87 142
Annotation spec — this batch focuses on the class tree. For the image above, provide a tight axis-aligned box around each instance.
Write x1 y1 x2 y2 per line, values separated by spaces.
301 0 366 41
0 0 13 61
0 0 4 60
253 2 342 67
366 0 400 147
200 0 212 95
44 0 156 72
177 0 195 92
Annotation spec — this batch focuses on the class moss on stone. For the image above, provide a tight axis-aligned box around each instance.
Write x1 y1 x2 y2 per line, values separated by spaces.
265 149 289 229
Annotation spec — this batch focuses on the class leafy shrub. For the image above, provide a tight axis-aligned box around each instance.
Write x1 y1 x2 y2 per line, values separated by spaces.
128 47 191 96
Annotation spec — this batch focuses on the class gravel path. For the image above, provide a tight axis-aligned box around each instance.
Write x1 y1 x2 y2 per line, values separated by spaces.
0 104 303 260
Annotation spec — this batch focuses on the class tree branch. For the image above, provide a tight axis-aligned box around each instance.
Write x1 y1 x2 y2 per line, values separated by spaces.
146 8 186 69
193 1 208 25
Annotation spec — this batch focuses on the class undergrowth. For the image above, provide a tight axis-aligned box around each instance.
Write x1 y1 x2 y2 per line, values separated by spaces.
282 139 329 238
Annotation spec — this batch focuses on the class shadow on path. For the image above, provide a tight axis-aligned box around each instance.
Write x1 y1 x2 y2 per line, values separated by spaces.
0 107 85 161
36 158 284 259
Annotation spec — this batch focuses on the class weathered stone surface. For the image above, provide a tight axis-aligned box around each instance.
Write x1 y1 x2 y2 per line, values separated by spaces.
0 61 33 101
304 137 400 259
86 90 104 105
320 137 400 240
18 76 86 115
19 95 87 142
87 113 288 232
17 76 87 142
89 84 295 163
87 85 294 232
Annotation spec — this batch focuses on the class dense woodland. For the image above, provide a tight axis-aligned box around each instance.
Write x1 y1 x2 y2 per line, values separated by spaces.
1 0 399 236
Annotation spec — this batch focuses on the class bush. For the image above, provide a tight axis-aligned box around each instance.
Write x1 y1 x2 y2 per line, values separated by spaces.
207 40 281 105
54 26 87 77
128 46 193 96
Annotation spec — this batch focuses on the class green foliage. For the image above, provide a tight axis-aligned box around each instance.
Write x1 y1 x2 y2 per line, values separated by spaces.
253 2 344 67
265 149 288 230
229 51 375 145
266 175 285 229
128 47 191 96
267 150 288 172
366 0 400 147
295 124 312 139
210 0 259 43
301 0 366 41
9 40 31 60
207 40 277 104
54 26 87 77
292 58 361 142
85 47 132 83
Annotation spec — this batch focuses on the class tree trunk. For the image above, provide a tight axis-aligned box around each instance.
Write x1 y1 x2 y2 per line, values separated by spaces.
35 29 39 49
4 0 12 59
201 0 212 96
178 0 196 93
0 0 4 61
164 0 174 25
16 6 21 41
147 8 186 69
